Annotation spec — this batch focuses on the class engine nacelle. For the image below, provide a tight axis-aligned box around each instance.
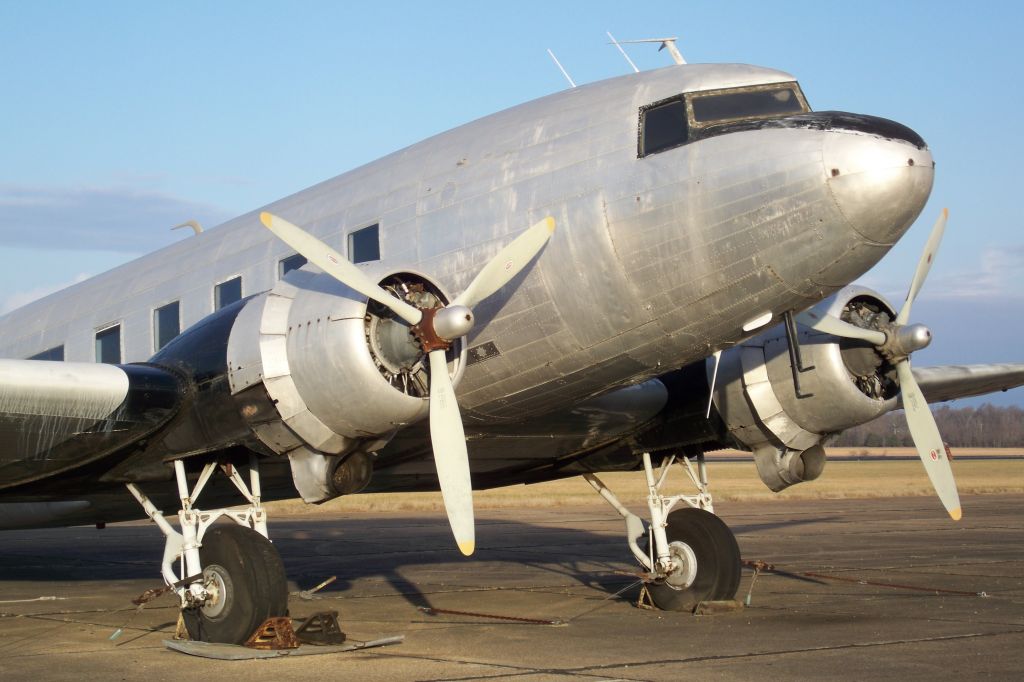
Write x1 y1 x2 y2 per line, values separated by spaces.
226 266 465 502
712 285 899 491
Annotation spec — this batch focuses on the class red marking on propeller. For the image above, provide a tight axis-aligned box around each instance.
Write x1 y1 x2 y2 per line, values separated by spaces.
328 254 338 264
930 450 939 461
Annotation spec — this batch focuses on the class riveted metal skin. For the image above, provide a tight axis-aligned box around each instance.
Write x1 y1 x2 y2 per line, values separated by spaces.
227 266 466 457
0 62 970 525
710 286 900 490
0 65 933 429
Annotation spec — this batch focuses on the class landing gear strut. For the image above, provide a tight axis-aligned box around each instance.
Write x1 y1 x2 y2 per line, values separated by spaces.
585 452 741 611
127 456 288 644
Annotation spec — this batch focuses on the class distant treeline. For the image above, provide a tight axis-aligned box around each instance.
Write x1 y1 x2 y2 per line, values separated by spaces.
831 404 1024 448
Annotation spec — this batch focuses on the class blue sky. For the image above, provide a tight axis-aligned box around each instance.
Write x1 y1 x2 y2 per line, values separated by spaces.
0 1 1021 404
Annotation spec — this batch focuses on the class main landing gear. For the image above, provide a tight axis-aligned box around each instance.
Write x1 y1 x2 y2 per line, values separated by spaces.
584 452 741 611
126 456 288 644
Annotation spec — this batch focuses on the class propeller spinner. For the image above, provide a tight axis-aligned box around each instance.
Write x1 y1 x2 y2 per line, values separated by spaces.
260 212 556 554
797 209 960 520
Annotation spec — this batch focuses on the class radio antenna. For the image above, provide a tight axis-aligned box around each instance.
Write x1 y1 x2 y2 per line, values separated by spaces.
546 49 576 88
616 37 686 65
606 31 639 73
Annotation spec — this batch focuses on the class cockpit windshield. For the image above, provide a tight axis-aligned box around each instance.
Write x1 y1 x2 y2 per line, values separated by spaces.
689 83 809 127
638 81 811 157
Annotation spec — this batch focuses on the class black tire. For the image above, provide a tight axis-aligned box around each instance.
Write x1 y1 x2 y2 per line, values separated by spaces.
646 508 741 612
182 524 288 644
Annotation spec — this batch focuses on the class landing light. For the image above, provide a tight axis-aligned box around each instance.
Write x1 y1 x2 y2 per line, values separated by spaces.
742 311 774 332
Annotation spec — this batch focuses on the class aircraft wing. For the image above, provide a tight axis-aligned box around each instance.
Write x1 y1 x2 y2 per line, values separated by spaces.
0 359 181 488
911 363 1024 405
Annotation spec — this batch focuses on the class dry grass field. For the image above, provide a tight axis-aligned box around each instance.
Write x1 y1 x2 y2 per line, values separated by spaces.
266 449 1024 516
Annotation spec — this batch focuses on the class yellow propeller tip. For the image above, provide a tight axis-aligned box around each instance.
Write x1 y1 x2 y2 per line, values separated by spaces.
457 540 475 556
949 507 962 521
942 207 949 218
259 211 273 227
545 216 556 233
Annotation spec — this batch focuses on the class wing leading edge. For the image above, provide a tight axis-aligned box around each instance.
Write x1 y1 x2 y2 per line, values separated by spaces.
0 360 181 489
911 363 1024 406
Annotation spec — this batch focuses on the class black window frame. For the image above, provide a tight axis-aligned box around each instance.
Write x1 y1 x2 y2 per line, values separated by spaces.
95 324 122 364
214 276 243 310
638 82 811 158
153 300 181 352
686 81 810 131
278 253 307 279
638 94 689 158
348 223 380 264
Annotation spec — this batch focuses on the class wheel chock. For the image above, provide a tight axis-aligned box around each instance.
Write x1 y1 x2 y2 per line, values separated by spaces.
635 584 656 610
244 617 300 650
294 611 346 646
173 613 190 641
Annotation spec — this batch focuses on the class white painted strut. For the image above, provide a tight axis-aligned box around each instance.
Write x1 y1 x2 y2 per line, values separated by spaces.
643 453 674 571
126 456 276 606
585 451 716 578
126 483 185 589
583 473 650 569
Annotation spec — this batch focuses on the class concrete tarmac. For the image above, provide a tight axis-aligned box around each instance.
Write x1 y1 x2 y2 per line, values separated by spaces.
1 494 1021 681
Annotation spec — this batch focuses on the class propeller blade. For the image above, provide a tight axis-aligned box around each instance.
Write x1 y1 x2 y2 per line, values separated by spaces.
427 349 476 555
795 309 887 346
452 217 555 309
896 208 948 325
895 360 961 520
259 212 422 325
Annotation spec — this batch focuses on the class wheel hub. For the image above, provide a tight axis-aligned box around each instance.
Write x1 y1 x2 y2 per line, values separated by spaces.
661 541 698 590
200 564 230 618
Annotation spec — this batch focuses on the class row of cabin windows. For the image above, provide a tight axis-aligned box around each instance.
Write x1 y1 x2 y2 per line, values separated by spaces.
26 224 382 364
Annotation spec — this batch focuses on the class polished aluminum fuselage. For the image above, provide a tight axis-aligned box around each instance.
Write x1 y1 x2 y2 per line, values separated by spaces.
0 64 933 427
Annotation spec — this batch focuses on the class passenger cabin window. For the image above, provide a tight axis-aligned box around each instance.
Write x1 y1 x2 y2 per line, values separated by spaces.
689 83 807 127
349 224 380 264
154 301 180 351
639 97 688 157
279 253 307 278
95 325 121 364
215 276 242 310
29 345 64 361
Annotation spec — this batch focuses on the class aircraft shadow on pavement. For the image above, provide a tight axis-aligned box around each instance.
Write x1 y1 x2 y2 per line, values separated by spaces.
0 513 833 613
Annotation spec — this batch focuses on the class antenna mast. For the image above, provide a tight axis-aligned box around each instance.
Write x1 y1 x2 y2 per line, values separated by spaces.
546 48 577 88
617 37 686 65
606 31 639 73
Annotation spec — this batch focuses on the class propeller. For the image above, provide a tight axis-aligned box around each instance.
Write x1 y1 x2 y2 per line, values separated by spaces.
260 212 556 554
798 209 960 520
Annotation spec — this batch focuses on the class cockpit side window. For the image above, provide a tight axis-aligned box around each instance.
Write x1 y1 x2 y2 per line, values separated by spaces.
638 96 688 157
688 82 809 129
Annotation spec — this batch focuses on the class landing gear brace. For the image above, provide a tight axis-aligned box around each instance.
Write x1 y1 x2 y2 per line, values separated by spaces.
127 456 289 644
585 452 742 611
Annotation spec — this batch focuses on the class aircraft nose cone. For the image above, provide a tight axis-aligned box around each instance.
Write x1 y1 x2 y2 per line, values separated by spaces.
823 120 934 245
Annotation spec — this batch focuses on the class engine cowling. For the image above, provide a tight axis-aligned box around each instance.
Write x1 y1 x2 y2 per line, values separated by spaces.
226 266 465 502
712 285 899 491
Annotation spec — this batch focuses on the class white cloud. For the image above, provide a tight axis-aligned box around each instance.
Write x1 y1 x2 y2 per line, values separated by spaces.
924 244 1024 300
0 184 232 253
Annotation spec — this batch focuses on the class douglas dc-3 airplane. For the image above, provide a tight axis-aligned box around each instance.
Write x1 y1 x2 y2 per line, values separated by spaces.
2 59 1023 644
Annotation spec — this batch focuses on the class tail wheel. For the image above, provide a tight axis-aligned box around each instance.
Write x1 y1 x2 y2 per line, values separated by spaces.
647 508 741 612
183 524 288 644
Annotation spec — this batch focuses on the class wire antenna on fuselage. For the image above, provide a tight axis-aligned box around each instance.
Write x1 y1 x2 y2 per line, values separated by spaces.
546 49 577 88
606 31 639 73
616 37 686 65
